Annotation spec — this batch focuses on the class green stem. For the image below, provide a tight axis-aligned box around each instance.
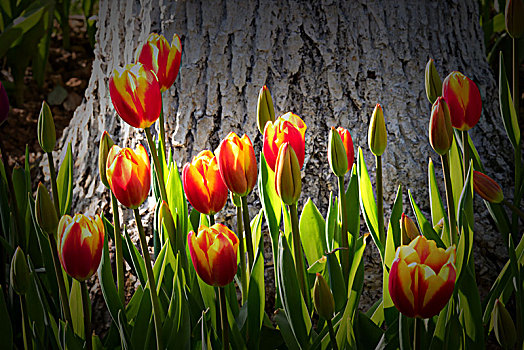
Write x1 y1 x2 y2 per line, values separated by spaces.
241 196 254 273
512 37 522 241
462 131 469 183
111 192 125 305
0 136 22 246
337 175 350 283
80 281 92 350
502 198 524 220
209 214 215 226
413 317 421 350
48 233 73 326
327 318 338 350
290 203 308 304
513 37 520 125
236 205 247 303
158 105 167 162
20 295 30 350
441 153 458 245
376 155 385 245
219 286 229 350
47 152 61 215
144 127 168 203
134 208 163 350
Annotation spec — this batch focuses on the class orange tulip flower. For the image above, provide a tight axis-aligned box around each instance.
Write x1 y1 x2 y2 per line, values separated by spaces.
263 112 307 172
109 63 162 129
106 144 151 209
216 132 257 197
58 214 105 281
188 223 239 287
137 32 182 92
389 235 456 318
182 150 228 215
442 71 482 131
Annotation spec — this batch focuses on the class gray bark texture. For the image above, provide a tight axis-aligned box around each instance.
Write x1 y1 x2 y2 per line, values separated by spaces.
56 0 513 311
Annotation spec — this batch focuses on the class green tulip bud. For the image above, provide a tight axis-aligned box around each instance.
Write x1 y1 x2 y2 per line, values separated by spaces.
37 101 56 153
328 127 348 177
10 247 30 295
230 192 242 208
505 0 524 38
492 299 517 349
99 131 115 188
313 273 335 320
368 104 387 156
275 143 302 205
425 58 442 104
257 85 275 134
35 182 59 235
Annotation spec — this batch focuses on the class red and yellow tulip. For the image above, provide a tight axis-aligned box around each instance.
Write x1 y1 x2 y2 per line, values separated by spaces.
429 97 453 155
182 150 228 215
388 235 456 318
216 132 257 197
188 223 239 287
109 63 162 129
442 71 482 131
106 144 151 209
473 170 504 204
336 127 354 173
57 214 105 281
137 32 182 92
263 112 307 171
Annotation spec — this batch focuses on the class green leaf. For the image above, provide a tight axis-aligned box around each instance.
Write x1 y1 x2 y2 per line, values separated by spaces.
166 160 188 244
56 142 73 216
449 138 464 211
456 165 474 280
247 223 265 349
274 309 301 350
346 165 360 244
299 198 327 264
499 52 521 149
123 225 147 286
250 209 264 259
428 158 449 245
326 251 346 313
355 311 383 349
458 265 485 348
69 279 84 338
326 192 338 251
408 190 445 249
0 286 12 349
131 287 152 350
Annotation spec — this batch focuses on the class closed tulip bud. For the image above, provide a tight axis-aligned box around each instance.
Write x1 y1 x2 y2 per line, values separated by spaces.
313 273 335 320
35 182 59 235
10 247 30 295
0 81 9 126
188 223 239 286
182 150 228 215
368 104 387 156
37 101 56 153
442 71 482 131
216 132 257 197
328 127 348 177
275 143 302 205
505 0 524 38
473 170 504 204
429 97 453 155
99 131 115 188
137 32 182 92
263 112 307 171
425 58 442 104
492 299 517 349
337 127 355 171
231 192 241 208
109 63 162 129
106 144 151 209
389 235 456 318
58 214 104 281
400 213 420 245
257 85 275 134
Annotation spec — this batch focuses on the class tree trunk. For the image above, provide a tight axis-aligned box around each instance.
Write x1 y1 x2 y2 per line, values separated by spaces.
59 0 511 309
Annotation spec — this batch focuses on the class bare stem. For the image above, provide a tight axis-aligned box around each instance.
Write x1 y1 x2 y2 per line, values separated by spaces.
219 286 229 350
337 175 350 283
111 192 125 305
236 205 247 303
376 155 385 245
241 196 254 273
80 281 92 350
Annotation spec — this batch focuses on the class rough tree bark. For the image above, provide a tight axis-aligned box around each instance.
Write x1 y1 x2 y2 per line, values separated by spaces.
57 0 512 312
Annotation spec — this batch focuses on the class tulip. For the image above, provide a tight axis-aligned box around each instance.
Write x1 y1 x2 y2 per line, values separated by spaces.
0 81 9 125
492 299 517 349
37 101 56 153
109 63 162 129
337 127 355 171
389 235 456 318
57 214 105 281
328 127 348 177
257 85 275 134
505 0 524 39
442 71 482 131
400 213 420 245
99 131 115 188
183 150 228 215
137 32 182 92
263 112 307 171
368 104 387 156
313 273 335 320
425 58 442 104
473 170 504 204
216 132 257 197
10 247 30 295
429 97 453 155
275 143 302 205
35 182 59 235
106 144 151 209
188 223 239 287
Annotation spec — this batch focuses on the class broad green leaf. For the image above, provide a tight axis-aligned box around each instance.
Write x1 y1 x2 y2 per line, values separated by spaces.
123 226 147 286
56 142 73 215
448 138 464 211
346 165 360 243
274 309 301 350
131 287 152 349
456 165 474 279
355 311 383 349
125 286 143 322
408 190 445 249
428 158 449 245
299 198 326 264
69 279 84 338
458 265 485 348
326 192 338 251
117 309 134 350
326 251 346 312
166 160 188 243
247 246 265 349
499 52 521 149
251 209 263 258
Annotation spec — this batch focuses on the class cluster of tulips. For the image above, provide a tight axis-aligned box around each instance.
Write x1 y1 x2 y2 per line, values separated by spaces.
1 4 524 348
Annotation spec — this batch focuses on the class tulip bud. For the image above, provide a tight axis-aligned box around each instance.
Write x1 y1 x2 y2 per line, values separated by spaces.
368 104 387 156
257 85 275 134
328 127 349 177
99 131 115 188
158 200 176 240
400 213 420 245
231 192 241 208
505 0 524 38
36 182 59 235
313 273 335 320
492 299 517 349
429 97 453 155
425 58 442 104
473 171 504 204
37 101 56 153
10 247 30 295
275 143 302 205
0 81 9 126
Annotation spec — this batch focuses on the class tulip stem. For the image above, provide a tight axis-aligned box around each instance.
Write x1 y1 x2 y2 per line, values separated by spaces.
134 208 163 350
80 281 92 350
48 233 73 326
158 104 167 161
47 151 61 215
326 318 338 350
0 136 22 248
513 37 520 126
241 196 254 273
413 317 422 350
376 155 385 245
461 131 469 183
111 192 125 305
209 214 215 226
20 295 30 350
236 205 247 303
337 175 350 283
145 127 168 204
218 286 229 350
502 199 524 220
441 153 458 245
290 203 309 305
